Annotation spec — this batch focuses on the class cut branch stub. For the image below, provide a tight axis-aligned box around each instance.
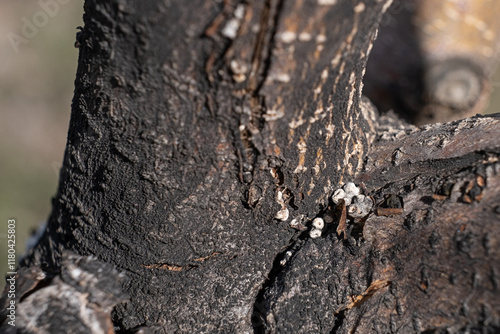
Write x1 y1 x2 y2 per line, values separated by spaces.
364 0 500 125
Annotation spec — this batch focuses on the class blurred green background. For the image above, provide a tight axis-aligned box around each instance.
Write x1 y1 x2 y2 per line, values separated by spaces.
0 1 83 289
1 1 500 292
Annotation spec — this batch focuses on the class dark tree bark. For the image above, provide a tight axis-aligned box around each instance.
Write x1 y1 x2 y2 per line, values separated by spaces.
2 0 500 333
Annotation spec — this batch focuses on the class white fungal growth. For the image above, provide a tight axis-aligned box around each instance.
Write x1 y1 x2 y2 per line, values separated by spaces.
354 2 366 13
331 182 360 205
344 182 360 197
263 108 285 121
309 228 322 239
318 0 338 6
347 195 373 218
298 32 312 41
275 190 289 221
310 216 325 238
275 207 289 221
316 34 327 44
69 267 83 280
280 250 293 266
279 31 297 43
221 4 246 39
331 188 349 205
222 19 240 39
230 60 248 83
312 217 325 230
332 182 373 220
234 4 245 19
289 214 307 230
272 73 291 83
230 60 248 75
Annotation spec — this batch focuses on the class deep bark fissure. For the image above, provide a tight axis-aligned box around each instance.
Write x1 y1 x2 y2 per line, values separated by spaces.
252 229 308 332
248 0 285 96
330 308 346 334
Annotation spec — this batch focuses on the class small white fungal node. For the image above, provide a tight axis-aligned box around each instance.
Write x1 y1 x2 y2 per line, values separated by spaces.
279 31 297 43
343 182 360 197
298 32 312 42
275 207 289 221
331 188 349 205
263 108 285 121
312 217 325 230
233 4 245 19
280 251 294 266
221 4 246 39
222 19 240 39
289 214 307 230
230 60 248 75
318 0 338 5
353 2 366 13
275 190 289 221
230 60 248 83
272 73 291 83
316 34 327 44
347 195 373 218
309 228 322 239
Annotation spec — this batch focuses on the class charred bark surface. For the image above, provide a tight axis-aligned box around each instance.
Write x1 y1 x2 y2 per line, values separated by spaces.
1 253 126 334
3 0 500 333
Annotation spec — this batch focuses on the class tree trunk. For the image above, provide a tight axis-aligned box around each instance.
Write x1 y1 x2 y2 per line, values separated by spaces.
2 0 500 333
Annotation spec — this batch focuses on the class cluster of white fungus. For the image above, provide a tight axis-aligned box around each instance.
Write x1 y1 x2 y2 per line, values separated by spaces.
331 182 360 205
309 217 325 238
332 182 373 219
280 250 293 266
348 195 374 218
274 190 289 221
306 183 373 240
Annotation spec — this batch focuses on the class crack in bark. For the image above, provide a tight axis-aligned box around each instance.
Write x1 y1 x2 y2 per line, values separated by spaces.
247 0 282 95
251 205 343 332
237 0 285 193
329 308 346 334
203 0 243 84
247 0 284 145
251 229 309 333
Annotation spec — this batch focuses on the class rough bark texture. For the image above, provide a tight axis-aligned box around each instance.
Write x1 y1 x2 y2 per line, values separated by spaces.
1 253 126 334
2 0 500 333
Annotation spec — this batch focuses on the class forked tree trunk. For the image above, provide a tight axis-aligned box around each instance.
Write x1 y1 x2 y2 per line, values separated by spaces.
2 0 500 333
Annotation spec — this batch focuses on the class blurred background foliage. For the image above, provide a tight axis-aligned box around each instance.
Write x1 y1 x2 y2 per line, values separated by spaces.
0 1 500 291
0 1 83 289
